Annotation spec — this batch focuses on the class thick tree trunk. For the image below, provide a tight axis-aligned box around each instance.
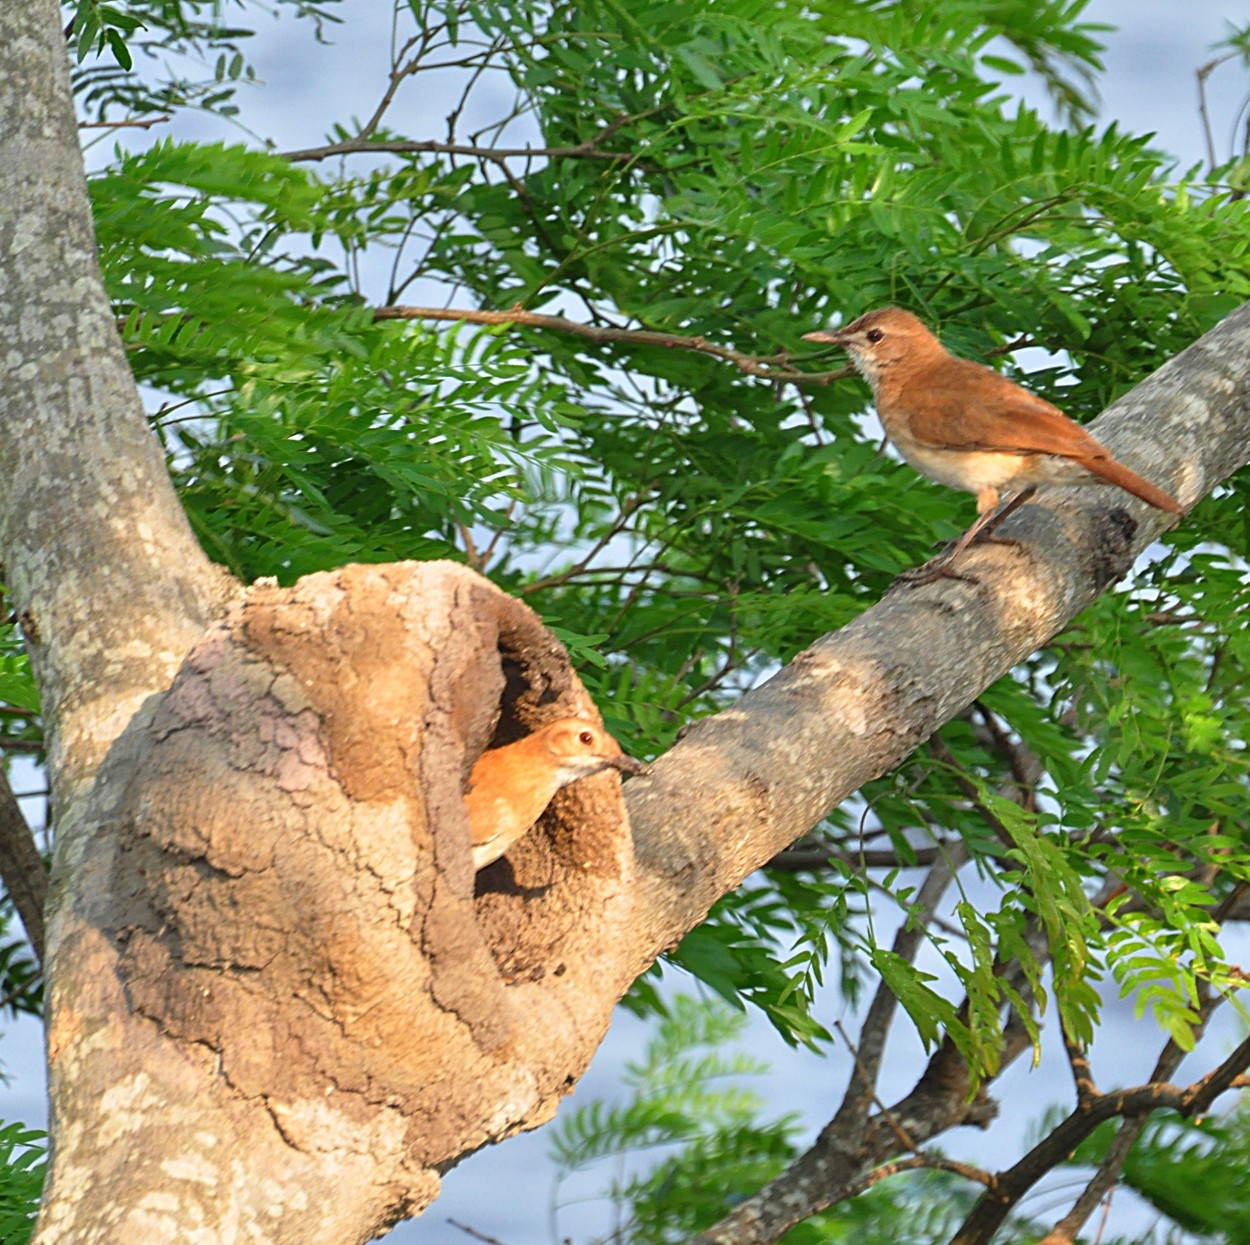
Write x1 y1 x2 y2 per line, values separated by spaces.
0 0 232 807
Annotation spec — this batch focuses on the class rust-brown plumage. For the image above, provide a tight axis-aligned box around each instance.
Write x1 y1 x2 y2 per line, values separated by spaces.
464 717 647 869
804 308 1183 579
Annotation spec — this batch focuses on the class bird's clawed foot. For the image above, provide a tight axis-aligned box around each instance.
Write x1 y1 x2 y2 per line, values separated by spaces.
893 555 979 588
896 532 1028 588
897 487 1039 589
931 533 1019 553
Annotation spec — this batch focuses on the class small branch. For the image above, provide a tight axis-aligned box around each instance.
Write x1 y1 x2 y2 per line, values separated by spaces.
373 303 851 385
282 137 633 164
926 734 1016 853
0 968 42 1014
693 849 971 1244
445 38 502 147
1184 1030 1250 1116
828 848 968 1143
476 499 517 573
520 496 644 595
838 1153 992 1202
0 739 48 753
356 23 447 146
1036 1117 1145 1245
1040 1010 1151 1245
77 114 171 131
452 513 481 571
833 1018 920 1154
1196 54 1236 173
447 1219 510 1245
674 642 761 711
766 843 946 871
948 1037 1250 1245
0 765 45 963
986 334 1036 358
1062 1022 1096 1105
972 701 1043 810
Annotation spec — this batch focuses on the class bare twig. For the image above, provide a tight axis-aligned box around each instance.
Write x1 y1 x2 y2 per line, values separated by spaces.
947 1029 1250 1245
373 303 850 385
282 137 633 164
520 497 644 595
447 1218 511 1245
356 23 447 145
78 113 172 131
767 842 946 871
0 765 45 963
1196 54 1236 172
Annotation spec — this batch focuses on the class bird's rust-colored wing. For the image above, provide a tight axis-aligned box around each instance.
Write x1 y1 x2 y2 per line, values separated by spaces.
902 358 1183 514
903 358 1098 456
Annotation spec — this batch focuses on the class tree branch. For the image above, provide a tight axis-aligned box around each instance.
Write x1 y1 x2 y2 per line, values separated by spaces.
77 114 171 130
829 848 967 1145
1038 985 1213 1245
372 303 851 384
690 848 973 1245
949 1018 1250 1245
766 842 949 870
283 137 635 164
1036 1115 1145 1245
0 765 45 963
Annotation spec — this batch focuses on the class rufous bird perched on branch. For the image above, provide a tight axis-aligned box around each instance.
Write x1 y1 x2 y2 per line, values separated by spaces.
803 308 1184 584
465 717 648 870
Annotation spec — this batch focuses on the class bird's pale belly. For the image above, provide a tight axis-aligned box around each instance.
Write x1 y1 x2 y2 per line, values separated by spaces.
892 439 1100 496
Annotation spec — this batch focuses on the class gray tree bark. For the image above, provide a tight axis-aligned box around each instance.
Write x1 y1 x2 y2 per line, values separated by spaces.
4 1 1250 1243
0 2 233 807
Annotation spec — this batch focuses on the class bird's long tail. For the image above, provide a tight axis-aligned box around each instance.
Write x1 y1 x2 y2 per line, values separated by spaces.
1080 454 1184 515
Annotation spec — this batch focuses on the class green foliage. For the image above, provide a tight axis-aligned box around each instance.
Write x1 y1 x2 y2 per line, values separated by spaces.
550 996 989 1244
557 995 1084 1243
0 923 42 1022
550 996 800 1243
1072 1108 1250 1243
59 0 1250 1109
560 1002 1250 1244
69 0 343 119
0 1123 46 1245
0 616 40 748
662 868 868 1049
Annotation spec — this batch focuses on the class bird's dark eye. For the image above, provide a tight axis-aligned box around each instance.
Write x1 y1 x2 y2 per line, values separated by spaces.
866 328 884 343
578 730 594 746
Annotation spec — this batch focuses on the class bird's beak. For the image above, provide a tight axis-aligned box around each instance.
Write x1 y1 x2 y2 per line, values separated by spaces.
608 753 650 778
802 328 848 345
